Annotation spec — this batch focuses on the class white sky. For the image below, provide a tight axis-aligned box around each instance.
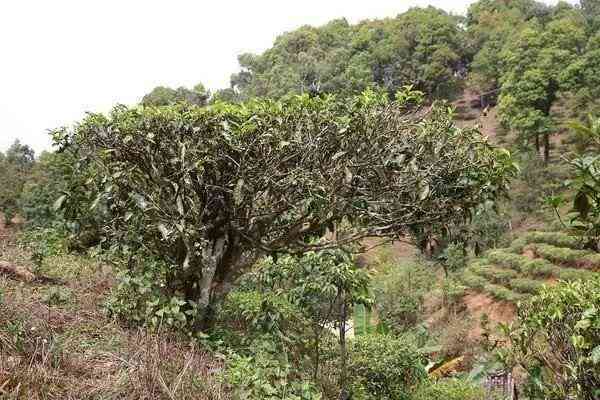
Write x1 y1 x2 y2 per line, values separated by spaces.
0 0 570 154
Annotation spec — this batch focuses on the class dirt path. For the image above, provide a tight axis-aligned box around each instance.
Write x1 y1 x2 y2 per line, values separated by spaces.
462 292 516 340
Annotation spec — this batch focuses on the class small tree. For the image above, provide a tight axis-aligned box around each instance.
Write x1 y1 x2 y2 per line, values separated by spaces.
56 90 515 329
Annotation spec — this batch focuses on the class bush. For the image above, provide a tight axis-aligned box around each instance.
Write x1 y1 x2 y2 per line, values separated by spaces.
224 338 322 400
411 378 485 400
440 278 467 313
470 264 517 285
105 258 199 332
460 270 489 290
530 243 600 269
508 278 543 294
17 226 69 270
61 89 515 331
486 250 555 277
520 259 555 278
508 237 528 254
372 262 435 334
220 289 303 339
348 334 426 400
556 267 595 281
508 278 600 400
486 250 525 271
441 242 468 273
523 231 585 250
484 284 524 303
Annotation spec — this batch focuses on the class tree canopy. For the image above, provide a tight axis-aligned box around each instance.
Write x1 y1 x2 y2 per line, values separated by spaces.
230 7 465 101
57 90 515 328
141 83 209 107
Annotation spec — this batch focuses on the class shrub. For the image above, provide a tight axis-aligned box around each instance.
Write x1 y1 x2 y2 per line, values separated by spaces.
105 258 198 332
372 262 435 334
508 237 528 254
507 278 600 400
523 231 585 250
440 278 468 313
17 226 70 271
487 250 555 277
348 334 426 400
0 140 35 221
411 378 485 400
508 278 543 294
224 338 322 400
556 267 595 281
484 284 524 303
486 250 525 271
220 290 303 339
42 287 73 306
520 259 555 278
530 243 600 269
441 242 468 273
470 264 517 285
460 270 489 290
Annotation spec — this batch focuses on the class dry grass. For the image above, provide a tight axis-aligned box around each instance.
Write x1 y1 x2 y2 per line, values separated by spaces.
0 231 229 400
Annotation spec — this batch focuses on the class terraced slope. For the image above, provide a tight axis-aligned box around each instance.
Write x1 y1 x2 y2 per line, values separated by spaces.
461 231 600 304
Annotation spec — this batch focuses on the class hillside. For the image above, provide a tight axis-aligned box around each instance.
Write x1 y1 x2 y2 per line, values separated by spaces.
462 231 598 304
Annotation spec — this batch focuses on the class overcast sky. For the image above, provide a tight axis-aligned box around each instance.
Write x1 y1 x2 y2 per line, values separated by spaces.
0 0 569 154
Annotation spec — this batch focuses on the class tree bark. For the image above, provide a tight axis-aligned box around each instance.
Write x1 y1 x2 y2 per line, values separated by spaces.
193 235 261 330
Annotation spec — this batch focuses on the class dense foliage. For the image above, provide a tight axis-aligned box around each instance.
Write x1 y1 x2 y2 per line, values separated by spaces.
230 7 465 101
5 1 600 398
57 90 514 329
0 140 35 221
506 278 600 400
141 83 209 107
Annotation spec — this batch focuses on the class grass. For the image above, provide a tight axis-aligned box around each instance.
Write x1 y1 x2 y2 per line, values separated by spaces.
0 232 229 400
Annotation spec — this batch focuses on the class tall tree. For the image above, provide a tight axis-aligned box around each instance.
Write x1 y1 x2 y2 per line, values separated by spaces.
230 7 465 100
497 10 586 162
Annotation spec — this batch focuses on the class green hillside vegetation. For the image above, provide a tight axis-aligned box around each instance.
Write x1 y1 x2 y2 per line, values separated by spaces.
461 230 598 304
2 0 600 399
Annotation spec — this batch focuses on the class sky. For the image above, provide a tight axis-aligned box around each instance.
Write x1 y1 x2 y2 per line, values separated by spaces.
0 0 569 154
